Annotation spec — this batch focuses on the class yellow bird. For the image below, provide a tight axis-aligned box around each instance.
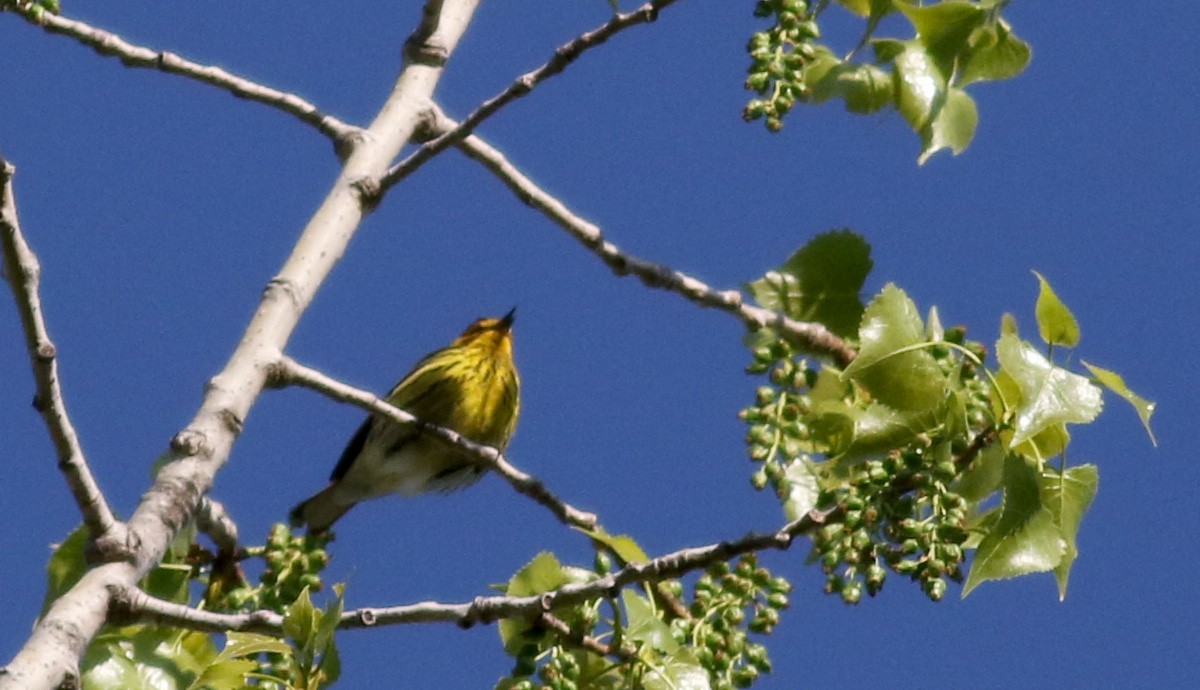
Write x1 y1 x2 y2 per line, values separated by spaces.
290 309 520 532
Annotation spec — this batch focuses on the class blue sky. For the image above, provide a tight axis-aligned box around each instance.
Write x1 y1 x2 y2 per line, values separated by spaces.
1 2 1195 688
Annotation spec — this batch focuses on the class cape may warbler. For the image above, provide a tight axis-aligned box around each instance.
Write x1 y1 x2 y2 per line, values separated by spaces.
290 309 520 532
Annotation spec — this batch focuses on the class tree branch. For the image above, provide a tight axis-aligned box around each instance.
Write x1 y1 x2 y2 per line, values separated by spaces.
380 0 683 192
195 496 240 556
0 2 483 687
0 156 121 542
114 507 839 636
1 2 359 147
429 110 857 366
270 355 598 531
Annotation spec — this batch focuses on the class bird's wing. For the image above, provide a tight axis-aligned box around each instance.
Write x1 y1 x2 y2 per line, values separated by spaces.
330 417 373 481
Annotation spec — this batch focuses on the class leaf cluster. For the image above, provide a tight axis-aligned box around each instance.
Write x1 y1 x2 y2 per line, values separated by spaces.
742 229 1155 603
744 0 1032 162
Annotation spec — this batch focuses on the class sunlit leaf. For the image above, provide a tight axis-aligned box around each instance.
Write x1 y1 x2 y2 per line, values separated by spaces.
895 1 987 75
959 20 1032 86
216 632 290 661
839 402 939 462
996 334 1102 448
917 86 977 164
806 50 893 113
843 284 947 411
1000 312 1019 337
745 229 873 337
621 590 678 654
783 458 822 521
1039 465 1098 601
1082 361 1157 446
891 41 944 130
1032 271 1080 347
499 552 569 651
963 454 1066 596
583 527 650 565
643 648 712 690
1013 423 1070 461
282 587 317 645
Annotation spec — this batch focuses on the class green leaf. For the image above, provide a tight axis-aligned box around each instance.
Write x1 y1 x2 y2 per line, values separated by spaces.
505 552 569 597
582 527 650 565
216 632 291 661
895 1 987 76
1000 312 1019 337
643 648 711 690
744 229 873 337
996 334 1103 448
1014 423 1070 461
782 458 821 521
499 552 569 651
917 86 977 164
954 442 1006 503
312 582 344 677
806 51 893 114
621 590 678 654
963 454 1066 596
843 284 948 411
1082 361 1157 446
840 402 938 461
1039 465 1098 601
282 587 317 645
1032 271 1080 347
43 524 89 616
891 41 945 130
959 20 1032 86
187 659 259 690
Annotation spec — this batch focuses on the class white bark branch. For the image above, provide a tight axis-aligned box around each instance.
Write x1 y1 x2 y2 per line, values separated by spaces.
1 2 359 146
272 356 598 530
0 2 482 687
431 110 857 366
0 157 121 542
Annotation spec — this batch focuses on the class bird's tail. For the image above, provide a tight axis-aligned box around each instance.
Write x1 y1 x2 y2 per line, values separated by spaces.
289 484 356 533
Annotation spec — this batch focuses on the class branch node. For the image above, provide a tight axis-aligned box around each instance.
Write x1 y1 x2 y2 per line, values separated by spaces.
350 176 382 211
357 609 377 626
217 408 244 435
263 277 301 307
35 340 56 360
170 429 207 457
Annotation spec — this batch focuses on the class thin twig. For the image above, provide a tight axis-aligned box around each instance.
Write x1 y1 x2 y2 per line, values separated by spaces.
271 355 599 530
113 506 840 635
2 3 359 146
381 0 683 192
432 109 856 366
539 611 638 663
0 156 121 541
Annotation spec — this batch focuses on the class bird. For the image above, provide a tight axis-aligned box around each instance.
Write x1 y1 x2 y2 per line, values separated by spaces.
290 309 520 532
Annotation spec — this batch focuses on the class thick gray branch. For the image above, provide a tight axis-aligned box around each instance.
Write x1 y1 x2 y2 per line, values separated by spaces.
0 2 482 687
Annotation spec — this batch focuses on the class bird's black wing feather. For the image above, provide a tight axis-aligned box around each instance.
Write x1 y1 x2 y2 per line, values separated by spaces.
330 417 373 481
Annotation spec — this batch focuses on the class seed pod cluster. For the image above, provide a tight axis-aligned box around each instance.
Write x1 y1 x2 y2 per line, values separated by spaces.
673 555 790 689
744 0 821 131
